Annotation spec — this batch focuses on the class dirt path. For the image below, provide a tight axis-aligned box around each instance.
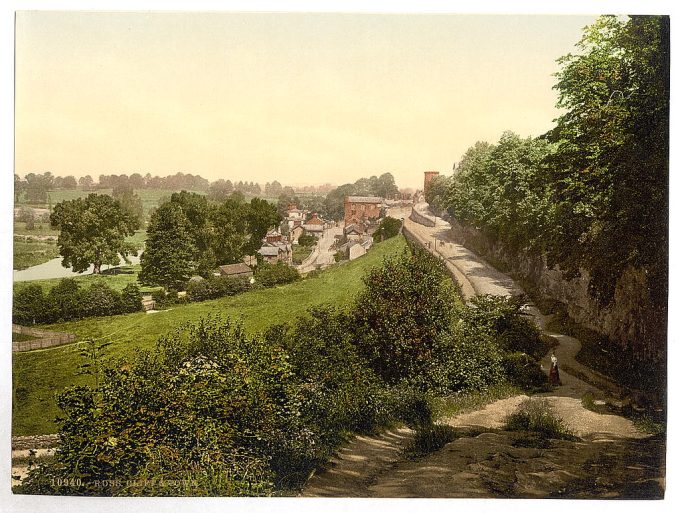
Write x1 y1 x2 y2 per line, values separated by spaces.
301 204 660 498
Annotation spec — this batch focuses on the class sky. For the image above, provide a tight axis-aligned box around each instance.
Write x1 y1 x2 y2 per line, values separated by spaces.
14 11 598 190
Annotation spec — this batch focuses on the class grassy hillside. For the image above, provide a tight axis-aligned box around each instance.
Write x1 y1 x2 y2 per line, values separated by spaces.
12 236 407 435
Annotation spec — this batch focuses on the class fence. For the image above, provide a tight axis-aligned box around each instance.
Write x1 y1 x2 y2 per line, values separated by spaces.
12 324 76 352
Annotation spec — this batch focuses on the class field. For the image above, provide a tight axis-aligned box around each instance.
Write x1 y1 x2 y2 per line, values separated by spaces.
12 241 60 271
12 235 407 435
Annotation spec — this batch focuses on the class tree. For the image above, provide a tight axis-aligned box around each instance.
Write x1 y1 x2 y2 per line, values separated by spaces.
245 198 282 255
50 194 140 274
112 185 144 226
25 172 53 204
374 216 402 241
374 172 399 198
79 175 94 189
139 202 196 290
545 15 669 305
324 183 356 221
14 174 26 202
62 176 78 189
265 180 283 197
207 179 234 202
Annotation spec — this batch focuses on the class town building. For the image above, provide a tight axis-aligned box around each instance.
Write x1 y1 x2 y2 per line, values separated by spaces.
302 213 326 238
258 242 293 264
283 204 308 230
343 196 383 225
423 171 440 194
265 229 283 244
218 263 254 279
344 223 366 242
289 225 305 244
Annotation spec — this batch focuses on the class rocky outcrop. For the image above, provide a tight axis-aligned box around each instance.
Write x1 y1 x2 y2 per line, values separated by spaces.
447 217 665 363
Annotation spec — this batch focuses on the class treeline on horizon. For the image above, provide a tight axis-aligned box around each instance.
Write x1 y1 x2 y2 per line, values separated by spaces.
426 16 669 317
13 171 337 204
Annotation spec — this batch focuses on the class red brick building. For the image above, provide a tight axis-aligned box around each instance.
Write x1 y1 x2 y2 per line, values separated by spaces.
344 196 383 225
424 171 440 194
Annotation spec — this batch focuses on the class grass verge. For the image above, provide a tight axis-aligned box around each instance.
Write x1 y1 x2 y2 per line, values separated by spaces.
430 382 521 421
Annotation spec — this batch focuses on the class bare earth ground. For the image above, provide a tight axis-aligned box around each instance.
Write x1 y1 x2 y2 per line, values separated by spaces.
301 205 665 499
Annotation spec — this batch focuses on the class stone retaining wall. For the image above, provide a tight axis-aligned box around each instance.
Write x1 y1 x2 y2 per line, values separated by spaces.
447 217 665 363
409 205 435 227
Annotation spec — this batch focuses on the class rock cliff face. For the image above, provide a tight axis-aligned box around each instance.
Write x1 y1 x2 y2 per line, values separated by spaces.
447 217 665 364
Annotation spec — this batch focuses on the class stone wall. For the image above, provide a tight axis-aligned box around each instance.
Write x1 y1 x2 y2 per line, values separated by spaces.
409 205 435 227
447 218 665 363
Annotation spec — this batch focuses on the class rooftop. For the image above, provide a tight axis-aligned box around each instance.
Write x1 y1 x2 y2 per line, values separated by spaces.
218 263 253 276
346 196 383 204
258 246 281 256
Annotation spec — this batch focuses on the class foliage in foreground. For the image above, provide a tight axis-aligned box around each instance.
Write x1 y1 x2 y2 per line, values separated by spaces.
17 242 548 496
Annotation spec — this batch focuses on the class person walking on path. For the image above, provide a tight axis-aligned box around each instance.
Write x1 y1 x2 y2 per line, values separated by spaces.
549 351 561 386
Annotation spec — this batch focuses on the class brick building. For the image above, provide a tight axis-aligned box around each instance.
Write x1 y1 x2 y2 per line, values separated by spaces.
423 171 440 194
343 196 383 225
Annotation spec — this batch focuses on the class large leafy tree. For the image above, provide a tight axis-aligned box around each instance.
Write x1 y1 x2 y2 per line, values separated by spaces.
139 202 196 290
545 15 669 305
50 194 140 274
445 133 554 252
245 197 282 254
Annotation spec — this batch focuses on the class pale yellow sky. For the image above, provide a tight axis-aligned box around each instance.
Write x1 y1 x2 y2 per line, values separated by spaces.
15 12 597 189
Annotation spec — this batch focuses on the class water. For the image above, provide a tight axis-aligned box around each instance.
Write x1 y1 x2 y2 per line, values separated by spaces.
13 255 141 282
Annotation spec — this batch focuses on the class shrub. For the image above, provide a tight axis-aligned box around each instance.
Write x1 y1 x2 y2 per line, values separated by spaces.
351 244 457 383
502 352 549 391
404 424 458 458
386 382 433 429
13 284 48 325
19 317 307 496
186 276 250 302
81 282 124 318
297 233 316 247
504 398 575 439
47 279 83 321
274 307 392 451
254 262 300 287
421 327 505 395
121 283 143 313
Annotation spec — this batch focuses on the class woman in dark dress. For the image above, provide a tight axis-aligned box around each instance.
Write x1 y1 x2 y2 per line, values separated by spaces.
549 351 560 386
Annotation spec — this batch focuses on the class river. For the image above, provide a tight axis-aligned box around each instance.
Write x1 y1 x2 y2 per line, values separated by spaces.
13 255 141 282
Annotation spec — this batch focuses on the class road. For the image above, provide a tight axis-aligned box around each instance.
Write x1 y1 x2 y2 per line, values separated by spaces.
297 222 344 274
